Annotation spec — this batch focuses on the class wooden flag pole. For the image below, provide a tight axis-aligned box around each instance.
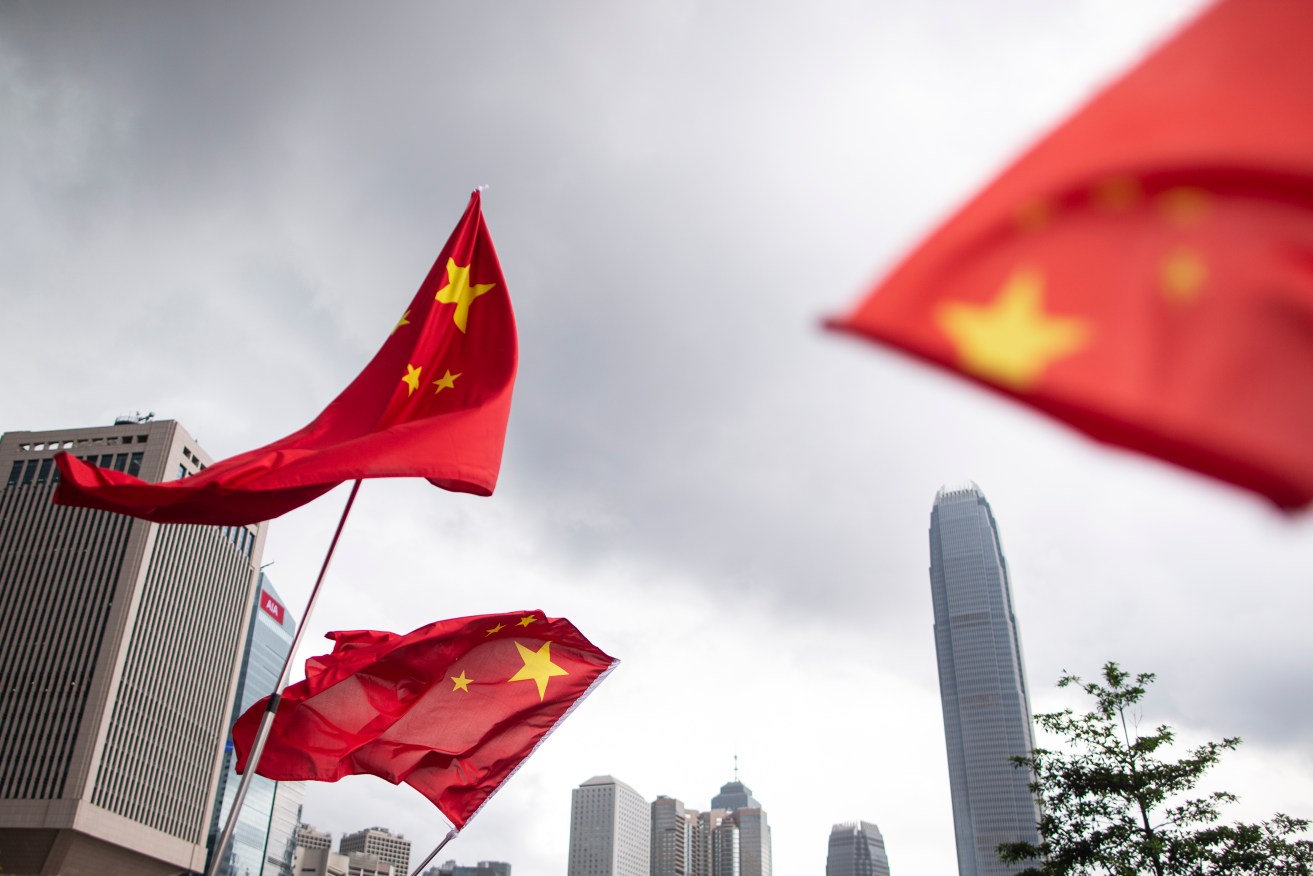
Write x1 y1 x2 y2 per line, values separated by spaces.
409 828 459 876
206 479 364 876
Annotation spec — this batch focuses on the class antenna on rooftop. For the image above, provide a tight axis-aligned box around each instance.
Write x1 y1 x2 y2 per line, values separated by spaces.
733 753 739 781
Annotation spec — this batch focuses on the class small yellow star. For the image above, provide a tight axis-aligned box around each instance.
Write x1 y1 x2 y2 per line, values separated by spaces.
508 641 569 701
1158 187 1210 226
1014 198 1051 233
1093 176 1141 212
402 364 422 396
451 671 472 692
433 369 462 394
435 259 495 333
517 615 538 628
393 310 411 334
1160 247 1207 302
485 623 506 637
935 268 1091 391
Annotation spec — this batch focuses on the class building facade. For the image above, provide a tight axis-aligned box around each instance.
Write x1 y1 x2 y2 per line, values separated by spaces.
567 776 650 876
651 795 691 876
706 780 770 876
0 419 265 875
339 826 411 875
929 484 1040 876
826 822 891 876
425 860 512 876
206 574 302 876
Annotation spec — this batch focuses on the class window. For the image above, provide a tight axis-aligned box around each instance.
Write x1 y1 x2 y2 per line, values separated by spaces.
6 461 21 487
128 452 143 477
177 464 188 480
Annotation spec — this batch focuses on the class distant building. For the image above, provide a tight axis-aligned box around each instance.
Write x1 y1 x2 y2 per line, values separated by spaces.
423 860 512 876
298 823 334 851
340 826 411 875
826 822 891 876
707 778 770 876
652 796 691 876
690 809 728 876
568 775 650 876
929 484 1040 876
206 573 302 876
0 419 265 875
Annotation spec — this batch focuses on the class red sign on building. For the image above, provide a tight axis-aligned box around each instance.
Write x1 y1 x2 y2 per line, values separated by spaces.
260 591 285 625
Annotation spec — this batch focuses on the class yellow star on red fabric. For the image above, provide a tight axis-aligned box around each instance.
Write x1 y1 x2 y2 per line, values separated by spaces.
433 370 462 394
517 615 538 628
451 671 472 692
436 259 495 333
935 268 1091 390
485 622 506 637
402 364 422 396
508 641 568 700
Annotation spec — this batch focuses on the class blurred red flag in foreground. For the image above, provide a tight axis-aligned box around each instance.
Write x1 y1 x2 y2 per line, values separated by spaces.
233 611 617 829
54 191 517 524
828 0 1313 510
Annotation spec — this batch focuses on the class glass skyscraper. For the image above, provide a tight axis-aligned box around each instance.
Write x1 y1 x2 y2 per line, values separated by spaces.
206 573 302 876
825 822 891 876
929 484 1040 876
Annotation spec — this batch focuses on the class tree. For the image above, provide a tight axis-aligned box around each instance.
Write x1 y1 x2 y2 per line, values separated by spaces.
999 662 1313 875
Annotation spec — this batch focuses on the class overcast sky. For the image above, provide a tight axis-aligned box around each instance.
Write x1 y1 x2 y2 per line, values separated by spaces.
3 2 1311 874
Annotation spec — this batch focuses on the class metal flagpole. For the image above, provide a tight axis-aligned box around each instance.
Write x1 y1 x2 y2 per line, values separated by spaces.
206 479 364 876
409 828 459 876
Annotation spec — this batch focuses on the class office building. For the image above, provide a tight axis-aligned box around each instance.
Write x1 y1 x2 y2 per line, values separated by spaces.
707 778 769 876
567 776 650 876
652 795 691 876
826 822 891 876
0 419 265 875
929 484 1041 876
297 823 334 851
424 861 511 876
689 809 726 876
340 826 411 875
206 573 303 876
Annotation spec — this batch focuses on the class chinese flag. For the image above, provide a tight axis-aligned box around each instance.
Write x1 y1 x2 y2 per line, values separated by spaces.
232 611 617 829
828 0 1313 510
54 191 517 524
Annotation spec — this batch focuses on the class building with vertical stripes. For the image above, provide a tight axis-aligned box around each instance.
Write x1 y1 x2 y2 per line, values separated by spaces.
929 484 1040 876
0 418 265 875
826 821 891 876
567 776 650 876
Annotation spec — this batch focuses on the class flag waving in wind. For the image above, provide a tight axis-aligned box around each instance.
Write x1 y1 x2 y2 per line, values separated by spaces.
829 0 1313 510
232 611 618 829
55 191 517 524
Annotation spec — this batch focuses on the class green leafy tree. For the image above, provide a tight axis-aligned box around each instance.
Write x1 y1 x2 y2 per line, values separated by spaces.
999 662 1313 875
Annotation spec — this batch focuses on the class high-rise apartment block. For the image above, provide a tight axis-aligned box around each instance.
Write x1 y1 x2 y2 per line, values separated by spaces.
568 776 651 876
340 826 412 875
206 573 304 876
0 419 265 875
826 822 891 876
929 484 1040 876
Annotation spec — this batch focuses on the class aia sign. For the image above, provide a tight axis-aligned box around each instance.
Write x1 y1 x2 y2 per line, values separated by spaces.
260 591 285 624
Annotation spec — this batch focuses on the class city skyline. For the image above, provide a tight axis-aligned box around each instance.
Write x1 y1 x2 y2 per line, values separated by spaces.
4 2 1312 874
930 484 1040 875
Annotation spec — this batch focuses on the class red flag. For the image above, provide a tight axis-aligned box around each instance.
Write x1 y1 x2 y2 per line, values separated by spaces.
232 611 616 829
54 191 517 524
828 0 1313 510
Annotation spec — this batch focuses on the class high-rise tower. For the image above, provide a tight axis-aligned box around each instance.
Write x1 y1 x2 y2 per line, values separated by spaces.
0 419 265 875
708 777 770 876
826 822 891 876
929 484 1040 876
567 776 650 876
652 795 691 876
206 573 303 876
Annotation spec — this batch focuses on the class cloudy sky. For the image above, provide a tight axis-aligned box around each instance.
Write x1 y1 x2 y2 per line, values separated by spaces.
3 1 1311 874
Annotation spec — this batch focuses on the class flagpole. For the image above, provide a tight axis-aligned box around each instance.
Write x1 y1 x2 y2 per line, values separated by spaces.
206 479 364 876
409 828 459 876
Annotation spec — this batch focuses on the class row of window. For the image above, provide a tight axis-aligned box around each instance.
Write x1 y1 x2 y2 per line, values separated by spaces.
15 434 150 453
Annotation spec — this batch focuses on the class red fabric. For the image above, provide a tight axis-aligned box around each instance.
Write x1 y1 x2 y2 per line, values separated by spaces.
54 191 517 524
232 611 617 829
828 0 1313 510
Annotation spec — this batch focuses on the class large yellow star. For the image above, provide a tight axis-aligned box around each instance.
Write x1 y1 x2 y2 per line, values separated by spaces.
435 259 495 334
934 268 1091 391
402 364 422 396
433 370 462 394
508 641 569 701
451 671 472 692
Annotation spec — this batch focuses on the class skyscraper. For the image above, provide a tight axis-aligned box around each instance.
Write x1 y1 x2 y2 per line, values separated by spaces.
708 778 770 876
826 822 891 876
652 795 691 876
0 419 265 875
340 826 412 874
929 484 1040 876
567 776 650 876
206 573 303 876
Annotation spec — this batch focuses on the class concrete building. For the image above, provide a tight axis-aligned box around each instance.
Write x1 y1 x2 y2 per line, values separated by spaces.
206 574 303 876
423 861 511 876
651 796 691 876
826 822 891 876
340 826 411 875
929 484 1040 876
705 779 770 876
567 776 650 876
0 418 266 875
